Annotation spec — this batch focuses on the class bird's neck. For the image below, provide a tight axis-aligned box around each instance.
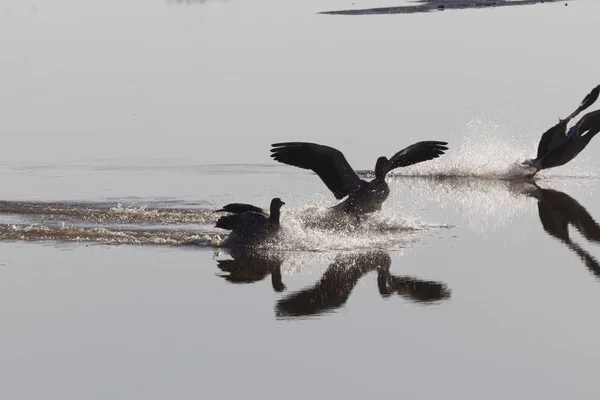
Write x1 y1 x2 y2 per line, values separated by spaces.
375 162 390 180
270 207 281 223
374 173 387 182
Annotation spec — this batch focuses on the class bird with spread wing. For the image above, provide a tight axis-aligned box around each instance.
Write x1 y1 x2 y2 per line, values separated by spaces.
270 141 448 215
523 85 600 176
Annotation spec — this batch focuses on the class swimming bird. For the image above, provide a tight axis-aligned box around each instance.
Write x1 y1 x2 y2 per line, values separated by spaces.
215 198 285 243
270 141 448 215
523 85 600 176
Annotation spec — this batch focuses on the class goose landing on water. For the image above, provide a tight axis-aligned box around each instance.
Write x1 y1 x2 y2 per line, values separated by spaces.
270 141 448 215
522 85 600 177
215 198 285 244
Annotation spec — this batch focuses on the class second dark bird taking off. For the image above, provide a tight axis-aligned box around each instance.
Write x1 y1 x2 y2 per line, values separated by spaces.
270 141 448 215
523 85 600 176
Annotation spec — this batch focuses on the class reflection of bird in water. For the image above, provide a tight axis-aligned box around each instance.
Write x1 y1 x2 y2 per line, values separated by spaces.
215 198 285 245
377 270 450 302
215 248 286 292
270 141 447 216
275 251 450 319
523 85 600 177
528 185 600 278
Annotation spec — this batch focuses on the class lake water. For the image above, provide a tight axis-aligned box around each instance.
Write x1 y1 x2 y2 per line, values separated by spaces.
2 0 600 399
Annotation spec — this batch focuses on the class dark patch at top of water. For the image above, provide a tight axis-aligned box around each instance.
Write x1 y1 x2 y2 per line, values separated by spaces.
321 0 566 15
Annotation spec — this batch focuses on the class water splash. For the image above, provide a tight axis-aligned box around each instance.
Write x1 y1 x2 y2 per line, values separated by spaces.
373 117 598 180
217 203 448 252
0 200 218 225
0 223 219 246
0 198 444 251
392 176 536 233
393 118 533 179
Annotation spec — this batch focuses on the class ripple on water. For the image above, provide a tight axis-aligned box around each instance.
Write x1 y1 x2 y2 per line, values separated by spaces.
0 199 446 251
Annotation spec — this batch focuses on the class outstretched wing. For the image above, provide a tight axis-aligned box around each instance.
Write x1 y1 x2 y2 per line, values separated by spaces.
387 141 448 172
270 142 364 199
574 109 600 136
537 87 600 159
565 85 600 121
216 203 268 216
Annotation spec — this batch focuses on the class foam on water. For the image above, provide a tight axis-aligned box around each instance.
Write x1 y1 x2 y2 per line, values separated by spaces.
269 208 433 251
392 176 538 233
0 198 444 250
213 247 362 279
3 172 591 249
0 223 219 246
214 201 445 252
0 200 217 225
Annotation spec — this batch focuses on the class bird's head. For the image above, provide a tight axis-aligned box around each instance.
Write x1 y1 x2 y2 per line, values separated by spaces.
375 156 391 180
271 198 286 210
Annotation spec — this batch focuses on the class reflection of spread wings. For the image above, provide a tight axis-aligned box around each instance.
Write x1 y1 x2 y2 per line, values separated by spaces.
534 187 600 279
275 251 451 319
537 189 600 243
537 200 570 242
569 242 600 280
377 272 451 302
275 251 391 318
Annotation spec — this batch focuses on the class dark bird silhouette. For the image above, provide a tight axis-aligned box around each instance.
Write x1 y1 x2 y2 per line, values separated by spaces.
376 271 451 302
215 198 285 244
529 185 600 279
523 85 600 176
216 248 286 292
270 141 448 215
275 251 450 319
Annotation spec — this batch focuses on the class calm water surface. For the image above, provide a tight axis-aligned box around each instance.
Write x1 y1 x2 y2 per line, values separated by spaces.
1 0 600 399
